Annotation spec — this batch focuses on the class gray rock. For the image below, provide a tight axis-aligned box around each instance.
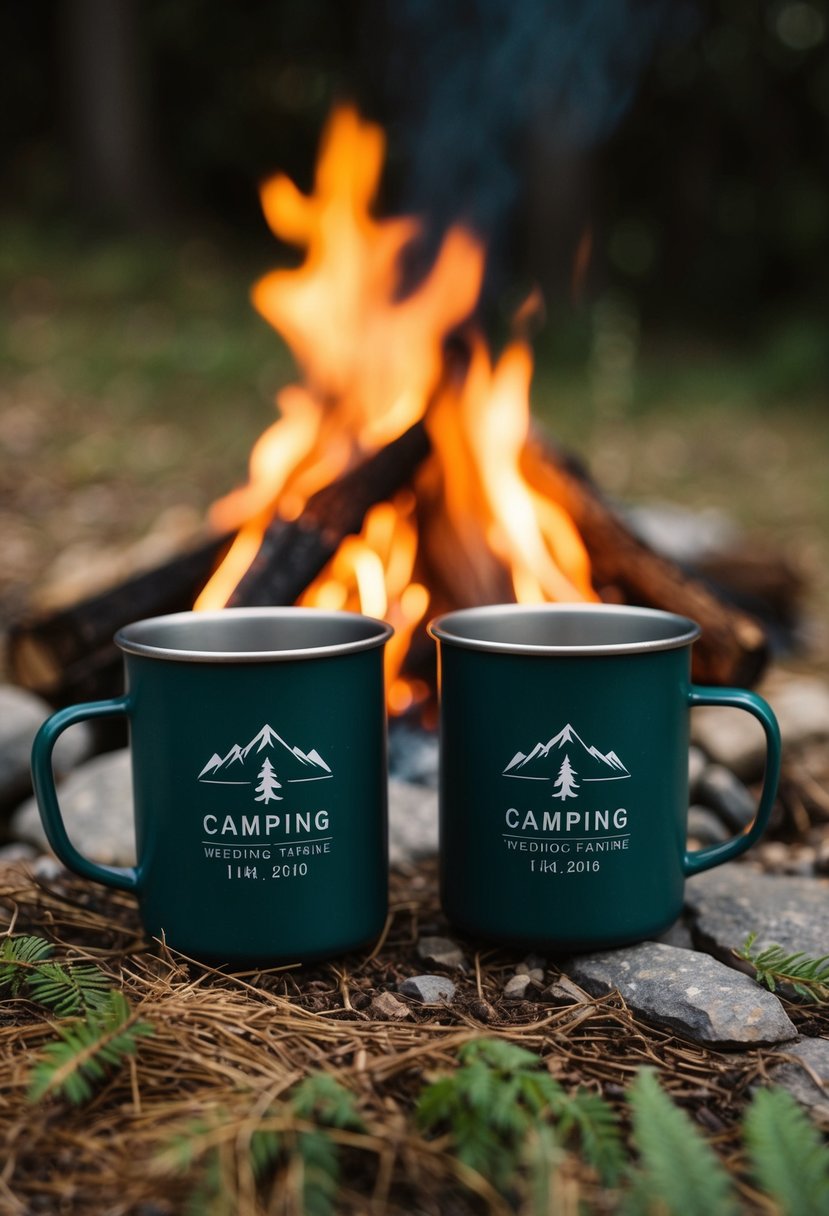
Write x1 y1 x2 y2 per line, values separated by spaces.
0 841 38 864
688 746 708 799
417 935 467 970
696 765 757 832
13 749 135 865
0 685 91 814
768 676 829 749
370 991 412 1021
398 975 456 1005
503 974 534 1000
686 866 829 961
764 1038 829 1118
566 941 796 1046
388 724 439 787
687 806 733 847
389 777 438 864
544 976 591 1005
691 707 767 782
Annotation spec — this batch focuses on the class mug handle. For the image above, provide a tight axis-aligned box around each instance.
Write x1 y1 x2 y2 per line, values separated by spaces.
683 686 781 877
31 696 139 892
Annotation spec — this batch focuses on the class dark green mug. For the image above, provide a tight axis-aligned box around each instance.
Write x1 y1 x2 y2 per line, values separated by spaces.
31 608 392 965
428 604 781 952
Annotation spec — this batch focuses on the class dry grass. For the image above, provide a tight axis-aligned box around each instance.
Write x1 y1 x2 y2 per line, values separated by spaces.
2 860 826 1214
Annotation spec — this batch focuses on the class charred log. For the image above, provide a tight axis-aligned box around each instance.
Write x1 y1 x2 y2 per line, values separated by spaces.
229 420 431 606
7 533 232 706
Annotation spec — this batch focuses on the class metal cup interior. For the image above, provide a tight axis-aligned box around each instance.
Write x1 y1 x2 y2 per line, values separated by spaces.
428 603 701 656
115 608 393 662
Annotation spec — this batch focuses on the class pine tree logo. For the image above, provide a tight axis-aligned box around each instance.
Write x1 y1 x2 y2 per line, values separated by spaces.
552 754 580 801
254 758 282 803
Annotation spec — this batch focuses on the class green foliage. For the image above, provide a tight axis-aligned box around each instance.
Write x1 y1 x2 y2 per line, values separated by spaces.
0 933 112 1015
624 1069 737 1216
28 990 154 1105
737 933 829 1002
416 1036 624 1194
0 934 54 996
744 1087 829 1216
163 1072 364 1216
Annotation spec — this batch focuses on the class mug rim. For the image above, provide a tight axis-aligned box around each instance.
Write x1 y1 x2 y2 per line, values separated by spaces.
116 607 394 663
428 603 701 656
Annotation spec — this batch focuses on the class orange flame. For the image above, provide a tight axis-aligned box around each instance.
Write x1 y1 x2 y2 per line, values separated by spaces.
197 104 597 710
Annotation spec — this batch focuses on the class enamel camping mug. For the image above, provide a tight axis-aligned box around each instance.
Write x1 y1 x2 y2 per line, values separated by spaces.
31 608 392 965
428 604 781 951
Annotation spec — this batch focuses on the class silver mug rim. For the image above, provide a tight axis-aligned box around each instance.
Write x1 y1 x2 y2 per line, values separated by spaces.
427 603 701 656
116 607 394 663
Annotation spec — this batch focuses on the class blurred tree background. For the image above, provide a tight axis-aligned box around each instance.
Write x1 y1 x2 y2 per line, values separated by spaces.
0 0 827 630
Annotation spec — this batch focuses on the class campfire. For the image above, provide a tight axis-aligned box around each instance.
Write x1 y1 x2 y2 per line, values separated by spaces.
8 106 769 714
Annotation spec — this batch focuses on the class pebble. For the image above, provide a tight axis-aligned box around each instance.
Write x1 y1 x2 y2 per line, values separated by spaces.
767 676 829 748
687 806 732 847
0 842 38 864
688 746 707 799
416 935 467 970
398 975 456 1005
503 974 534 1000
691 707 767 782
388 778 438 863
0 685 91 816
696 765 757 832
566 941 796 1047
544 976 590 1005
370 991 412 1021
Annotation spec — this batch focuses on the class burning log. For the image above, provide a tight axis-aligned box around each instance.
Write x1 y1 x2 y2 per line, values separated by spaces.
523 437 769 687
228 420 430 606
6 422 432 706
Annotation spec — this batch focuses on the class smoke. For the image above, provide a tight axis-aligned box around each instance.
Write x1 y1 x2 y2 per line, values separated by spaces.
374 0 677 283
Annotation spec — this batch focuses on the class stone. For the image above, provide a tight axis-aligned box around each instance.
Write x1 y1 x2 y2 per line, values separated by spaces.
544 976 591 1005
764 1038 829 1118
0 841 38 864
767 676 829 749
688 746 707 798
687 806 732 847
503 974 534 1000
398 975 456 1005
686 866 829 961
417 935 467 970
388 778 438 864
370 991 412 1021
691 707 767 782
13 749 135 865
0 685 91 815
566 941 796 1047
696 766 757 832
388 723 439 787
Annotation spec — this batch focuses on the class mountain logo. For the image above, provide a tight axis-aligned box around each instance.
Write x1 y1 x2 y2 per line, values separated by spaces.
198 724 332 804
503 723 629 801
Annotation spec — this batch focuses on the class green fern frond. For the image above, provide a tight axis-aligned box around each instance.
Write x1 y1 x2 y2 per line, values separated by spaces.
737 933 829 1002
523 1124 564 1216
556 1088 626 1186
290 1072 364 1131
0 935 54 995
26 961 112 1016
27 990 154 1105
625 1069 738 1216
744 1086 829 1216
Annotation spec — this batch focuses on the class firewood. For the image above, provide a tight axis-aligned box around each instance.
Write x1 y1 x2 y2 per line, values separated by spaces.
7 533 233 704
229 420 431 606
523 437 769 686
